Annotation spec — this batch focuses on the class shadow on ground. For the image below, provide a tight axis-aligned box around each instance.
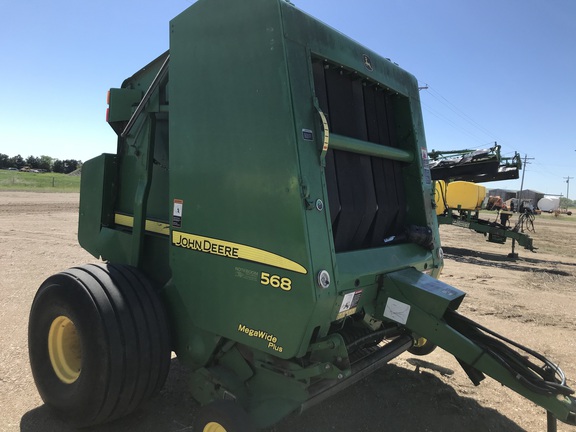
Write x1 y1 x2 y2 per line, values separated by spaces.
20 358 526 432
443 246 574 275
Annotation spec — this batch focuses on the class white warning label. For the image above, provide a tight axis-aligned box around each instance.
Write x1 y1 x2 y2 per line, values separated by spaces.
383 297 411 325
173 199 183 227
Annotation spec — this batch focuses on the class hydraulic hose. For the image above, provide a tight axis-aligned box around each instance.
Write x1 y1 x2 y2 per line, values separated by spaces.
444 309 574 398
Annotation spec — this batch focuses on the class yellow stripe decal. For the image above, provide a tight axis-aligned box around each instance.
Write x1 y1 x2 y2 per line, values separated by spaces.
172 231 308 275
114 213 170 236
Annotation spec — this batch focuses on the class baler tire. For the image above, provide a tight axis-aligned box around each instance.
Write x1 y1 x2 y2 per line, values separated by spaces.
28 263 171 427
408 337 437 356
194 400 254 432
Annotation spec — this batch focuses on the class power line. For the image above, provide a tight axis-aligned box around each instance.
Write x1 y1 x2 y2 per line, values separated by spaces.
423 84 500 142
420 101 492 145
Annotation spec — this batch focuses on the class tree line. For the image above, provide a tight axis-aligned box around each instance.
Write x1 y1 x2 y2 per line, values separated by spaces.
0 154 81 174
560 197 575 208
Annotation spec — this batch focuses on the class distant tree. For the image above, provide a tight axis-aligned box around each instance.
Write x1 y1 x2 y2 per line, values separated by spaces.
52 159 64 173
0 153 9 169
560 197 574 209
38 155 53 172
2 154 80 172
26 155 40 169
62 159 81 174
9 154 24 169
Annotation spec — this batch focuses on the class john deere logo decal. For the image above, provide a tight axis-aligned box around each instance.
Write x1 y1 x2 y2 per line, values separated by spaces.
172 231 308 274
363 54 373 71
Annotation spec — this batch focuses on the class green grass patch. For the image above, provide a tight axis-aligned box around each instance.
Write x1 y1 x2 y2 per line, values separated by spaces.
0 170 80 192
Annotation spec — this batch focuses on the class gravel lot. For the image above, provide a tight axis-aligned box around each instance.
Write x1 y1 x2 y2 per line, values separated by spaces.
2 191 575 432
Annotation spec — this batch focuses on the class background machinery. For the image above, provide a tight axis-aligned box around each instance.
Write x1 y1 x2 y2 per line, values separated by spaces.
28 0 575 430
430 146 536 256
429 144 522 183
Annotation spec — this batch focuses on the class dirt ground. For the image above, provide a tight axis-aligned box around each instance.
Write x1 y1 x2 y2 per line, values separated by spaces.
1 191 575 432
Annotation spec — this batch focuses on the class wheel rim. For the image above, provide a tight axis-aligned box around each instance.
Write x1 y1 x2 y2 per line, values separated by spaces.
48 315 82 384
413 337 428 348
203 422 227 432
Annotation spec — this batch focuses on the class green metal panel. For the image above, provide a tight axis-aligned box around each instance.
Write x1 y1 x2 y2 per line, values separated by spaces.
169 0 317 359
280 0 442 330
107 88 141 123
280 1 439 244
78 153 117 258
384 268 465 319
167 0 442 360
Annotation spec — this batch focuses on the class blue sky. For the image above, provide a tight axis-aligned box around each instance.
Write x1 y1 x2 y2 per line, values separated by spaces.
2 0 574 196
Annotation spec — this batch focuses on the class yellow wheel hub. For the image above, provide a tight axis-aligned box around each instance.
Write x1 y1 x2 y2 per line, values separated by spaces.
48 315 82 384
203 422 227 432
413 337 428 348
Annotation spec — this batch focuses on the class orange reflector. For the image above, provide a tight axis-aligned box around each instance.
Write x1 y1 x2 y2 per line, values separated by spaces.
106 90 110 105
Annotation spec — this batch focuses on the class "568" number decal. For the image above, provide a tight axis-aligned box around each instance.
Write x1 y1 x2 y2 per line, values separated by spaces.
260 272 292 291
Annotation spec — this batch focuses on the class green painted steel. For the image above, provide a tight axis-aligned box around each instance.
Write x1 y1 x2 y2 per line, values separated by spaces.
329 133 414 162
437 211 535 251
75 0 576 428
78 153 117 257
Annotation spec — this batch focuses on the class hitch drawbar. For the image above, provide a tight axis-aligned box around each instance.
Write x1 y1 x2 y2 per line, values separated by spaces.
379 268 576 426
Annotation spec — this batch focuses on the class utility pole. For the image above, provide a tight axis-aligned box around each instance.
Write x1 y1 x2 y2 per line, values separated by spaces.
517 154 534 209
564 176 574 200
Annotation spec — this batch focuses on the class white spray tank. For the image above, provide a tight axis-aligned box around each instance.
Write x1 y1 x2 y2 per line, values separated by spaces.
537 196 560 212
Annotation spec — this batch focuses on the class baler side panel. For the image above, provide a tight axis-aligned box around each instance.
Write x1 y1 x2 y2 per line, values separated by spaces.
168 0 317 360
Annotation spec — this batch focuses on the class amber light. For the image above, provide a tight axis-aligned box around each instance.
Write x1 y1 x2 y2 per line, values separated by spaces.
105 90 110 122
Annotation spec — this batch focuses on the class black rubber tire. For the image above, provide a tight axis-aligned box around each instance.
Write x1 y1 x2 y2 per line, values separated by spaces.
408 337 437 356
28 263 171 427
193 400 255 432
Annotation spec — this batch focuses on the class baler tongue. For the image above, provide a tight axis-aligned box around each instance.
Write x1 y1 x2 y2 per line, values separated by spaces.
380 268 576 427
